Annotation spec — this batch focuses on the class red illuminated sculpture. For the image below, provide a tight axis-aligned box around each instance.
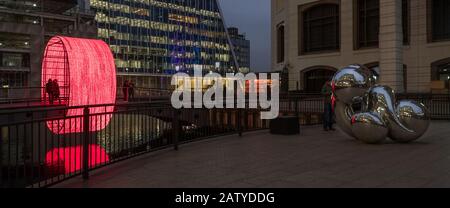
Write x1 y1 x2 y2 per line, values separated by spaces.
41 36 117 134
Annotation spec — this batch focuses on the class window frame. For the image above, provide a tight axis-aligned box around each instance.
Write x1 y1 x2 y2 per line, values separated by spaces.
276 22 285 63
402 0 410 45
431 58 450 90
298 0 341 55
354 0 380 50
427 0 450 43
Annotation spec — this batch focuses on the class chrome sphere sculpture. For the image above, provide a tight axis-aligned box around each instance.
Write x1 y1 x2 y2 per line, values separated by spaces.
331 64 430 144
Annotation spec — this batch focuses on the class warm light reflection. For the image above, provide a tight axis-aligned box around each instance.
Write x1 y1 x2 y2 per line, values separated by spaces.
45 144 110 174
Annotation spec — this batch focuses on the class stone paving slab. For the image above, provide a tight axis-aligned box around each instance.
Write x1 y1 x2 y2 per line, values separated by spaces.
55 122 450 188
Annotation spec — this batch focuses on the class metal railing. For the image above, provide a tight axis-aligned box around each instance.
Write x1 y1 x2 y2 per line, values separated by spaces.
0 100 272 187
397 93 450 120
0 87 171 107
0 92 448 187
0 92 328 188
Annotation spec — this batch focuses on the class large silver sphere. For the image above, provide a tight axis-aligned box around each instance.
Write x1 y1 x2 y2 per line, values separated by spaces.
332 64 375 104
390 100 431 143
351 112 388 144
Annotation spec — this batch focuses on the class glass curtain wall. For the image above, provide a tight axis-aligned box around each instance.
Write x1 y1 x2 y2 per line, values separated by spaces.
91 0 235 89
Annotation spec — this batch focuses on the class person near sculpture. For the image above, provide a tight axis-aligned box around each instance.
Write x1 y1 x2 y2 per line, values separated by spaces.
321 81 335 131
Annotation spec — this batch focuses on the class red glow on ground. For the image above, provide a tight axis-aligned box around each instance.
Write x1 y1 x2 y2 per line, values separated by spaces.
42 36 116 134
45 145 110 174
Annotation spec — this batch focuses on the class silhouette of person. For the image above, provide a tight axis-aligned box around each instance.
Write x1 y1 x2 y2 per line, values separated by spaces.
45 79 54 104
123 80 130 102
321 81 335 131
129 81 135 101
52 79 61 104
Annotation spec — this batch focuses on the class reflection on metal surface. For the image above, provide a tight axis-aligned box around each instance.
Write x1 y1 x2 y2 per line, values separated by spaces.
351 112 388 144
332 65 430 144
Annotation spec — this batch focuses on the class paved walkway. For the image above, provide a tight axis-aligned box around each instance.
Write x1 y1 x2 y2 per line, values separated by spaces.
56 122 450 188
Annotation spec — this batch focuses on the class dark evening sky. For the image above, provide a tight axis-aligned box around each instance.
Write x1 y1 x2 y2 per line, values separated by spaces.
219 0 271 72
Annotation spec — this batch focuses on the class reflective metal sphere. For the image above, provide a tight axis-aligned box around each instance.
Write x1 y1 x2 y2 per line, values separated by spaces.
351 112 388 144
332 64 430 144
365 86 400 123
332 64 375 104
390 100 431 143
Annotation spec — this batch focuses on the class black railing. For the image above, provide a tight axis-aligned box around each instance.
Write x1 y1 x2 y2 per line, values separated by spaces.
283 92 450 120
0 92 449 188
0 100 276 188
0 87 171 107
397 93 450 120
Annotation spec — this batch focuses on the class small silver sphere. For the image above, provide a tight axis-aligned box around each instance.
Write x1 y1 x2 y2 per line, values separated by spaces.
332 64 375 104
351 112 388 144
390 100 431 143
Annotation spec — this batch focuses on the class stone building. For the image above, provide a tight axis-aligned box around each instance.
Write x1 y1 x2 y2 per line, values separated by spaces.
272 0 450 93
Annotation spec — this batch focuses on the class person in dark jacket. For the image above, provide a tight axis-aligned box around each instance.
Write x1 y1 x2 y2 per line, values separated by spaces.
45 79 54 104
128 81 135 101
321 81 335 131
123 80 130 102
52 79 61 104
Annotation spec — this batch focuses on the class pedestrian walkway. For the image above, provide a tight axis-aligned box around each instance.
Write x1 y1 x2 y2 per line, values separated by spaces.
55 122 450 188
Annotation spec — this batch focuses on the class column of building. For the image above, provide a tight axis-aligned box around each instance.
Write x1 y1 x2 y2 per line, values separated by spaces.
379 0 404 92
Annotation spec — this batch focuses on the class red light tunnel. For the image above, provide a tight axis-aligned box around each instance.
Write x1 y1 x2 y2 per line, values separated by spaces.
42 36 116 134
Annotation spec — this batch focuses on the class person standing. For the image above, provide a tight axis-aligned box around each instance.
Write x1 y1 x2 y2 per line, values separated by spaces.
52 79 61 104
122 80 130 102
321 81 335 131
129 81 135 101
45 79 54 104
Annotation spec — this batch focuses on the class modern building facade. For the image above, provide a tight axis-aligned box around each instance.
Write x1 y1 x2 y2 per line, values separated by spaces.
90 0 237 90
0 0 96 98
0 0 239 99
228 27 250 73
272 0 450 93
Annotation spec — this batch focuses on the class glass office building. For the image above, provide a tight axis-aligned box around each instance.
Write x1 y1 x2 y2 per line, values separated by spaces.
90 0 237 89
0 0 96 98
228 27 250 73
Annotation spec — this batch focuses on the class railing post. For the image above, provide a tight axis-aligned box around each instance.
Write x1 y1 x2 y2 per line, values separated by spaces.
295 96 299 117
173 109 179 151
82 107 90 180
